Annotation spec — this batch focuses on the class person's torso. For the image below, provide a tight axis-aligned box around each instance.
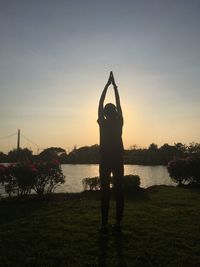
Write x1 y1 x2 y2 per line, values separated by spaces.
98 117 124 157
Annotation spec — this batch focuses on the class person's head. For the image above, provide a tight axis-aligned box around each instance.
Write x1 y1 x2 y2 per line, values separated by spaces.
103 103 118 119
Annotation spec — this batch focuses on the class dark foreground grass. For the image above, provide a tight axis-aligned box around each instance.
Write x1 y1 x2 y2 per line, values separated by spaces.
0 186 200 267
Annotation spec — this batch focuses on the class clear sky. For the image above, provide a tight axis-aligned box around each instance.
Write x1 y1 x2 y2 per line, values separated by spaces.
0 0 200 153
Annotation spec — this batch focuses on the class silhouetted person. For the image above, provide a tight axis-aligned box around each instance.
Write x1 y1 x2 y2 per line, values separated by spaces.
98 71 124 233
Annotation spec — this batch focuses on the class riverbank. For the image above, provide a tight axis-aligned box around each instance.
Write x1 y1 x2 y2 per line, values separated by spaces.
0 164 174 195
0 186 200 266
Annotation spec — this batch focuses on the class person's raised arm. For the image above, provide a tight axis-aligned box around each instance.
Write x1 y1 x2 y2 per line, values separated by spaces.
111 72 123 118
98 73 112 120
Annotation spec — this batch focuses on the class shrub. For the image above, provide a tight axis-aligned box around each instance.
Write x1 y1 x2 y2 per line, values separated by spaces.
187 157 200 184
167 159 189 185
0 164 18 197
0 164 6 182
167 157 200 185
82 174 140 192
0 162 37 197
82 177 101 191
123 175 140 192
12 163 37 197
33 160 65 196
0 160 65 198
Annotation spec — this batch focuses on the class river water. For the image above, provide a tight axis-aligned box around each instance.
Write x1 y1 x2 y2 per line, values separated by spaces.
0 164 175 195
56 164 175 193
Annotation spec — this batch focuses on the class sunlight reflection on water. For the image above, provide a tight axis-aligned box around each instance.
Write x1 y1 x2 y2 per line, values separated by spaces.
56 164 175 193
0 164 175 195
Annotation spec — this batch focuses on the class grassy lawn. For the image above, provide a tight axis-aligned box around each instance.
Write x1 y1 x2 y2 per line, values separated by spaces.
0 186 200 267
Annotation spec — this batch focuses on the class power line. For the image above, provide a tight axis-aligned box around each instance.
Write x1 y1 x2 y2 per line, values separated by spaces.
0 131 44 154
0 133 17 140
21 133 44 150
0 146 10 150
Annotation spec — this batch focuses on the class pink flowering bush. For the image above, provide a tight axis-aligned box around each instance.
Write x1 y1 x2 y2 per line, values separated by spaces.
13 163 37 196
0 164 18 197
0 160 65 198
0 164 6 179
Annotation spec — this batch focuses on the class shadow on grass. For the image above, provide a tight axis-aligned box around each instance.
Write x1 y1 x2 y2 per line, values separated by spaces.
146 184 200 195
183 183 200 194
98 232 128 267
0 197 45 225
0 192 87 226
82 187 149 202
0 188 149 226
145 185 176 195
124 188 149 202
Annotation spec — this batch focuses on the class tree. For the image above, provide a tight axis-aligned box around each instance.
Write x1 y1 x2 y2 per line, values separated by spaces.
148 143 158 151
7 148 33 162
159 144 177 164
68 145 99 163
174 143 187 154
147 143 159 165
0 152 8 163
188 142 200 154
59 153 69 164
39 147 66 161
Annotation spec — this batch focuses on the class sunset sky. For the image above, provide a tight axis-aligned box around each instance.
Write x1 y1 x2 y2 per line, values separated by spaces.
0 0 200 153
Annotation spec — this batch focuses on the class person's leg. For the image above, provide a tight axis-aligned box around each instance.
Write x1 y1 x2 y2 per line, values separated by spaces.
113 162 124 226
99 163 111 227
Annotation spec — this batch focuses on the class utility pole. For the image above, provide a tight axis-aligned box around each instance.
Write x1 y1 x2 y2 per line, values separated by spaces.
17 129 20 151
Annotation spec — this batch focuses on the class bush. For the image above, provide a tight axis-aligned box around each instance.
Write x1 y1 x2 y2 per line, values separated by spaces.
33 160 65 196
167 157 200 185
13 163 37 196
123 175 140 192
82 177 100 191
0 160 65 198
82 174 140 192
167 159 189 185
0 164 18 197
187 157 200 184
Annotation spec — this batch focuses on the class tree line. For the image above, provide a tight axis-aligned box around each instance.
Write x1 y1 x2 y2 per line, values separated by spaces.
0 142 200 165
